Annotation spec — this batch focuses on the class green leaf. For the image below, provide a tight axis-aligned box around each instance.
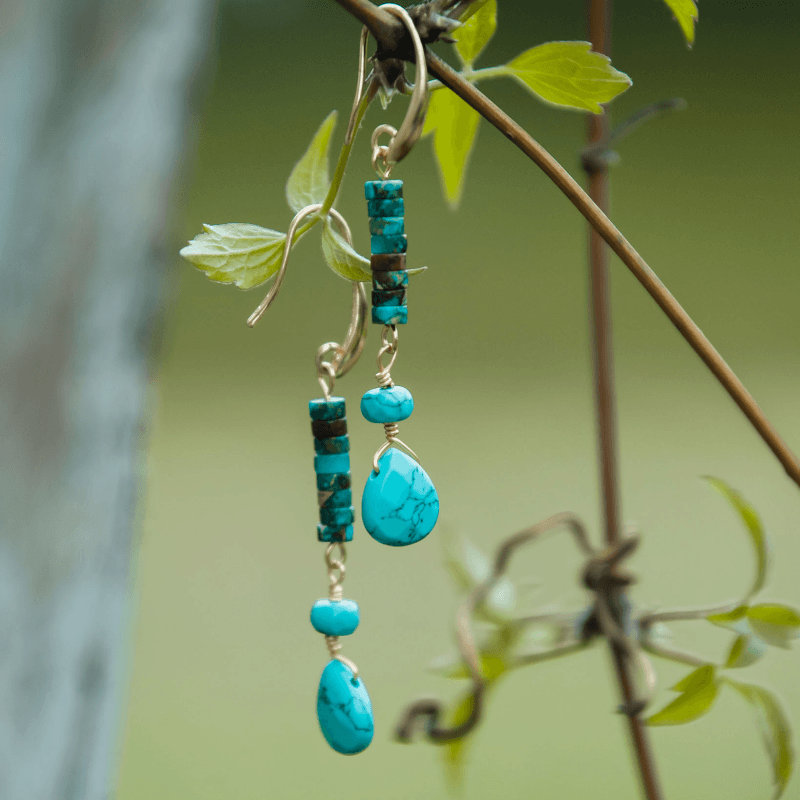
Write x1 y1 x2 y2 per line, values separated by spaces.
422 88 480 207
726 679 794 797
725 634 768 669
453 0 496 66
320 221 372 281
648 664 719 726
747 604 800 650
504 41 632 113
707 605 750 634
286 111 336 213
457 0 491 23
430 653 509 682
661 0 698 47
443 530 491 591
180 223 287 289
443 691 477 787
705 477 769 600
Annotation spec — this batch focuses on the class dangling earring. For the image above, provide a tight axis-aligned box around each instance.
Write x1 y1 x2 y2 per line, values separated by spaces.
248 207 374 756
356 5 440 547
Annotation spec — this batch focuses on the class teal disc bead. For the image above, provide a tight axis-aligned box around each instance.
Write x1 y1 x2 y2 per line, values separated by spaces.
367 197 404 217
310 599 360 636
371 306 407 325
317 660 374 754
371 234 407 254
364 179 402 199
317 524 353 542
369 217 404 236
362 448 439 546
314 453 350 474
360 386 413 423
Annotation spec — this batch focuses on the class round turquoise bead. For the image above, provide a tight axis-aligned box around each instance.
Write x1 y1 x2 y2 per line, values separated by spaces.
360 386 413 423
310 599 360 636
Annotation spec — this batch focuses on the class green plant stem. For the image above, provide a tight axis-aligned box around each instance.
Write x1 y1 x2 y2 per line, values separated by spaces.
640 638 707 669
427 64 508 91
640 603 741 626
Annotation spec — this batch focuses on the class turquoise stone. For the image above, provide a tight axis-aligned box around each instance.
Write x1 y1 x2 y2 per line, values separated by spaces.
320 505 354 527
369 217 404 236
313 435 350 455
310 599 360 636
372 270 408 290
372 306 407 325
318 489 352 509
314 453 350 474
316 472 351 492
367 198 404 217
372 288 406 307
364 179 403 200
317 524 353 543
371 234 407 254
309 397 346 421
317 659 374 754
362 448 439 546
360 386 414 423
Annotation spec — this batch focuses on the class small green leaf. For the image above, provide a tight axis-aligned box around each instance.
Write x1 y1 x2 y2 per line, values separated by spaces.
457 0 491 23
431 653 509 682
648 664 719 726
286 111 336 213
422 88 480 207
320 221 372 281
705 477 769 600
661 0 698 47
726 679 794 797
504 41 631 113
725 634 768 669
707 605 750 635
443 691 477 786
453 0 496 66
747 604 800 650
180 223 287 289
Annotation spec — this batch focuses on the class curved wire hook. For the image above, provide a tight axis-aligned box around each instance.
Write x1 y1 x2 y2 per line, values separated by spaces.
246 205 368 379
345 4 429 165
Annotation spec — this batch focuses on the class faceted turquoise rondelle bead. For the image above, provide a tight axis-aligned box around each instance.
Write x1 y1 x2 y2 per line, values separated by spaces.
360 386 414 423
362 448 439 546
310 599 360 636
317 659 374 754
372 306 407 325
371 234 407 255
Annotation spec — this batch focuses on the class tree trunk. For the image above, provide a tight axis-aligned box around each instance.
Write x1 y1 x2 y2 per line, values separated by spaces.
0 0 213 796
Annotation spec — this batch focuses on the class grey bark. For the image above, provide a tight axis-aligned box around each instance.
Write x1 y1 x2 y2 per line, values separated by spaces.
0 0 214 797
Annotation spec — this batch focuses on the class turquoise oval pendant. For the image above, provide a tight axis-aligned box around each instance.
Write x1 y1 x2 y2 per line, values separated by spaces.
361 448 439 546
316 659 374 754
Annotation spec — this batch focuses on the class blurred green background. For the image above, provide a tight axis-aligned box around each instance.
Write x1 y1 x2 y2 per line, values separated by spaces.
117 1 800 798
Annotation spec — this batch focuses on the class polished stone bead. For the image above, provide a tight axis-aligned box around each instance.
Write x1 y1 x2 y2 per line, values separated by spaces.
314 453 350 474
372 288 406 307
369 217 404 236
362 448 439 546
320 505 355 526
372 270 408 290
317 523 353 542
367 198 404 217
370 253 406 272
310 599 360 636
312 418 347 439
360 386 414 423
371 234 407 255
364 179 403 199
316 472 351 492
314 435 350 455
372 306 407 325
317 659 374 754
318 489 352 509
309 397 346 421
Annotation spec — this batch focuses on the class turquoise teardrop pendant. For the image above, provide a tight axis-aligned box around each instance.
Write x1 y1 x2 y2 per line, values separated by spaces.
316 659 374 754
362 448 439 546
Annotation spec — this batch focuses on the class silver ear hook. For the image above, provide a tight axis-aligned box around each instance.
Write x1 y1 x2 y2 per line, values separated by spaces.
246 204 368 381
345 3 429 167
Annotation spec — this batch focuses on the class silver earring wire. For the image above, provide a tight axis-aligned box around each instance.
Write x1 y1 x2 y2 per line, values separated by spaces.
246 204 368 394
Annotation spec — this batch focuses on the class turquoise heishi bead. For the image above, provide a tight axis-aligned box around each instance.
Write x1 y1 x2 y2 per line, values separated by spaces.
362 448 439 546
360 386 414 423
309 397 346 421
372 270 408 290
318 489 352 509
317 524 353 542
314 453 350 474
316 472 351 491
313 435 350 455
310 599 360 636
364 179 403 200
371 234 407 254
372 306 407 325
372 288 406 307
369 217 404 236
317 659 374 754
367 198 404 217
320 505 355 526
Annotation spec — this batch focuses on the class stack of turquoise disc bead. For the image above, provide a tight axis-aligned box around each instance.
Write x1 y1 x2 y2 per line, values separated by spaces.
366 179 408 326
310 397 354 542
